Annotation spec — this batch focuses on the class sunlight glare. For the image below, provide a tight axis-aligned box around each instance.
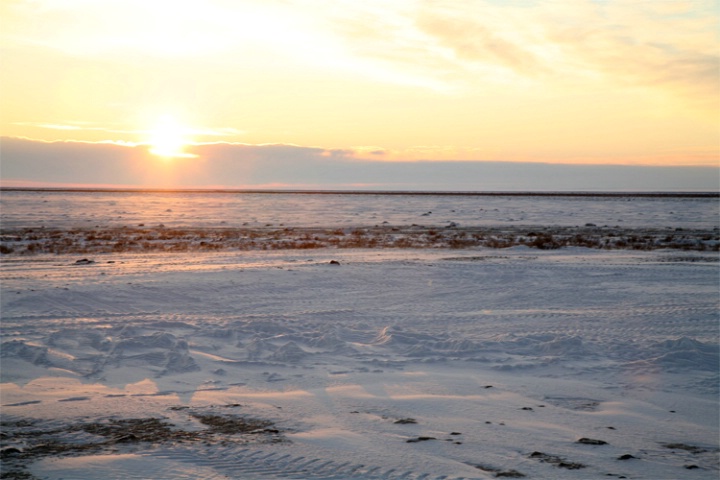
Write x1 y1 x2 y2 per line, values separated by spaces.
147 115 196 159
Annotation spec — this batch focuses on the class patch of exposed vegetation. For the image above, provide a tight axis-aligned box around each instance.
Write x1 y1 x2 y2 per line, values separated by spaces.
190 413 279 437
0 411 285 475
0 471 38 480
394 418 418 424
80 418 197 444
529 451 586 470
577 437 608 445
1 225 718 256
475 464 526 478
662 443 708 454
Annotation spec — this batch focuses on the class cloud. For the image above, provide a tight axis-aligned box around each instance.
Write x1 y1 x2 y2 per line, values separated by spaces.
5 1 717 84
13 122 245 139
544 2 719 105
353 147 388 157
0 138 147 185
2 3 717 161
331 1 720 102
190 127 246 137
541 10 720 100
415 13 544 76
2 137 717 192
13 123 86 131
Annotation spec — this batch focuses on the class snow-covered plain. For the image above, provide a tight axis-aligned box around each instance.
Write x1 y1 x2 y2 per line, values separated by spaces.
1 190 718 230
1 192 719 479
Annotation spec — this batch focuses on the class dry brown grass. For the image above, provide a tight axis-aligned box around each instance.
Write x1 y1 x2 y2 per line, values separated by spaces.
1 225 718 255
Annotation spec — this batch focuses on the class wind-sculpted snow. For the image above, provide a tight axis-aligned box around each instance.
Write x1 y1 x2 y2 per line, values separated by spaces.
630 337 720 372
1 249 718 479
6 319 716 388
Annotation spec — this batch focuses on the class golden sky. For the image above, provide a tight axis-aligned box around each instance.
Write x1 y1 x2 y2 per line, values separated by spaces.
1 0 719 166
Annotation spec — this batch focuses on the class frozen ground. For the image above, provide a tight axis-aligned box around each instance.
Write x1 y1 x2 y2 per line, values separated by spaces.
2 192 718 255
1 247 718 479
1 190 718 230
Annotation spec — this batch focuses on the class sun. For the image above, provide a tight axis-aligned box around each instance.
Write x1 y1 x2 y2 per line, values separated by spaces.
147 115 196 159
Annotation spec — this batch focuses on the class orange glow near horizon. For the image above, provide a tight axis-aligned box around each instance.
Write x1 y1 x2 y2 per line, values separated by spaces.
0 0 718 170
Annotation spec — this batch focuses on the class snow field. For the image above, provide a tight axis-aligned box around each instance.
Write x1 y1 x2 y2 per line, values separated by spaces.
1 248 718 479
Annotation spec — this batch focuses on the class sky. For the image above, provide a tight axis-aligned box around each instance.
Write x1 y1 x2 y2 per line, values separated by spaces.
1 0 719 190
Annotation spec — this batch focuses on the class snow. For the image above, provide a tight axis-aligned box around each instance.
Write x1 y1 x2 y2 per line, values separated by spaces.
1 190 717 230
1 192 719 479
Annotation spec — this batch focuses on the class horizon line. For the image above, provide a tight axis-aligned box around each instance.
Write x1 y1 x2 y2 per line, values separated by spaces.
1 187 717 198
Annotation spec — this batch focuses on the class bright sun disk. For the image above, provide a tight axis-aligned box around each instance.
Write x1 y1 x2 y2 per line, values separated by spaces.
147 116 196 159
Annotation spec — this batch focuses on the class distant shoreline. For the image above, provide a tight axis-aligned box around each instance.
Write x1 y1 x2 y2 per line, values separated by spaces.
1 188 717 198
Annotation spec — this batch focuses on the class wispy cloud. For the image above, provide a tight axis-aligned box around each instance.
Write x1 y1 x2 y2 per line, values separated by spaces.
4 0 716 98
325 1 720 101
12 122 129 132
537 3 720 100
415 14 544 77
186 127 246 137
2 0 717 167
13 122 245 140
